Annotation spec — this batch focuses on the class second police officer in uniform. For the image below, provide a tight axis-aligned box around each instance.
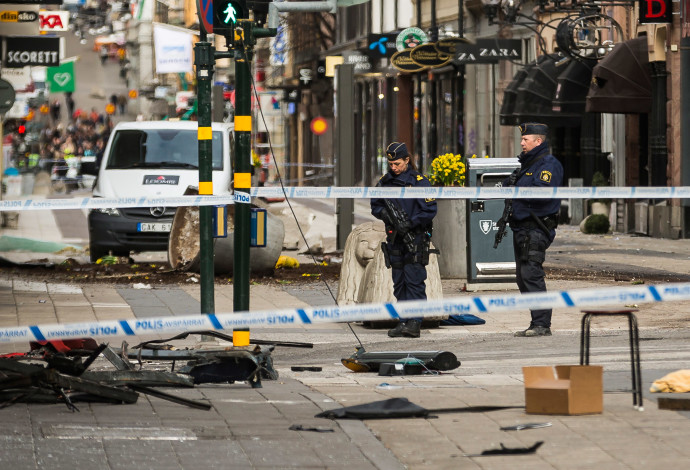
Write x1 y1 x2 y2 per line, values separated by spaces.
371 142 437 338
503 123 563 337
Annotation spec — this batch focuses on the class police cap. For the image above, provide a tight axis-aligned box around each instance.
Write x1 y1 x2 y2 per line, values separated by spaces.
386 142 409 161
518 122 548 136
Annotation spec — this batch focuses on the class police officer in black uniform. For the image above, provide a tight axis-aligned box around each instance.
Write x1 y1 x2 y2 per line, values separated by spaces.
508 123 563 337
371 142 437 338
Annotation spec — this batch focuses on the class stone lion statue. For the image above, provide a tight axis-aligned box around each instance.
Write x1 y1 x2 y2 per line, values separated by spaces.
337 221 445 323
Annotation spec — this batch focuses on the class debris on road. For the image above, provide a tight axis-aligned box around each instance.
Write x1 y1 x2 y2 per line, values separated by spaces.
0 330 301 409
341 346 460 373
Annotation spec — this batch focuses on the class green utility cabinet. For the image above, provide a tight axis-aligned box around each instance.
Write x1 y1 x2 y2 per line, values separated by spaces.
466 158 520 284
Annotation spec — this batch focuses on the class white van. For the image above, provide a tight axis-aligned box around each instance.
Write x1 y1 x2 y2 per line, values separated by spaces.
88 121 235 262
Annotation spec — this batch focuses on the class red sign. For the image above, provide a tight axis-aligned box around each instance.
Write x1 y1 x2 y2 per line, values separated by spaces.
199 0 213 34
639 0 672 23
39 11 69 31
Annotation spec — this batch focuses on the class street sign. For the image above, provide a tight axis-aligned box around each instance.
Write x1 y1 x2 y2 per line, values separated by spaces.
0 78 16 114
341 50 372 73
39 10 69 31
197 0 213 34
0 0 62 4
0 67 30 90
46 61 75 92
129 89 138 98
639 0 672 23
105 103 115 115
4 36 60 68
0 4 39 36
435 37 471 55
396 27 428 51
390 49 426 72
365 33 399 59
410 43 451 68
453 39 522 64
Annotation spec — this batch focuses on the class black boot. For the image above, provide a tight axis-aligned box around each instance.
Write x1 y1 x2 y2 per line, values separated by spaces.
388 322 406 338
400 320 421 338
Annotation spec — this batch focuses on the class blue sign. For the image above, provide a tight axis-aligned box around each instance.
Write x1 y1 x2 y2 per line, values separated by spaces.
365 33 399 59
198 0 213 34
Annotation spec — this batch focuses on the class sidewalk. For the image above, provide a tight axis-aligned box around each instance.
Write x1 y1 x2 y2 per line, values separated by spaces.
2 201 690 468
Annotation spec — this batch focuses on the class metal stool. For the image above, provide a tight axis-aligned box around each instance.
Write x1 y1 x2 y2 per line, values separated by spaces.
580 308 643 410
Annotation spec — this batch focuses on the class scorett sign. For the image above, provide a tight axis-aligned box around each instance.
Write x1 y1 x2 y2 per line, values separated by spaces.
4 36 61 68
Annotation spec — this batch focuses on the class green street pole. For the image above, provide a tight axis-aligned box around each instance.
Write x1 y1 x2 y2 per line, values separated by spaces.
194 37 215 316
232 20 252 346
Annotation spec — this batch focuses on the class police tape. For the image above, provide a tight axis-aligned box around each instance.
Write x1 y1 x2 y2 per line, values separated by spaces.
2 186 690 212
0 194 244 212
0 282 688 344
251 186 690 200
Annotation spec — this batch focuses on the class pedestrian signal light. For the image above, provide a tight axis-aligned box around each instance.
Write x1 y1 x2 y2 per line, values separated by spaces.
18 125 26 134
213 0 246 38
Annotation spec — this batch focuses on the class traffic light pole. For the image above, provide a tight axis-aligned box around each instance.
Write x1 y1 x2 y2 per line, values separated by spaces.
195 37 216 317
232 21 252 346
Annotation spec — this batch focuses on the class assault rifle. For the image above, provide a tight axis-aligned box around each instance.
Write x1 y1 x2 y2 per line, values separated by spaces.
381 199 416 253
493 167 520 249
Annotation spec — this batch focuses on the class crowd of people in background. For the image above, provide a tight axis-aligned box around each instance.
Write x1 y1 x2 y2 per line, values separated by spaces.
4 107 114 192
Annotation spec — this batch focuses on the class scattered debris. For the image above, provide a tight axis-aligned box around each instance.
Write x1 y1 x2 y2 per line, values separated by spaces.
342 347 460 373
288 424 334 433
316 397 520 420
0 330 304 410
291 366 322 372
500 422 552 431
468 441 544 457
440 314 486 326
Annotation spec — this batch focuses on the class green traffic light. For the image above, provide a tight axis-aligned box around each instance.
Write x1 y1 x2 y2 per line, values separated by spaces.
223 3 237 24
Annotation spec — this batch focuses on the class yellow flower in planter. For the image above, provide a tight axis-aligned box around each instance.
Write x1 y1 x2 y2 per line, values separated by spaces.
427 153 467 186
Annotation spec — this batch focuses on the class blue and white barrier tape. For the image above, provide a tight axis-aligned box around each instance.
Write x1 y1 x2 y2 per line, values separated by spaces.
1 186 689 212
0 282 687 344
0 194 242 212
251 185 690 200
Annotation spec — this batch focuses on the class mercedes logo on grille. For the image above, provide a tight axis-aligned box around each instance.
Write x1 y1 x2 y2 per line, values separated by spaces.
150 207 166 217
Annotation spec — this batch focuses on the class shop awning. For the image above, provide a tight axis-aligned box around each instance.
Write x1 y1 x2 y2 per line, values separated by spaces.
585 37 652 114
500 54 583 126
552 57 596 115
499 66 530 126
513 54 568 124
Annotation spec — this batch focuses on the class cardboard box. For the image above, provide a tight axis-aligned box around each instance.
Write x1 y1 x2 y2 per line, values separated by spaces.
523 365 603 415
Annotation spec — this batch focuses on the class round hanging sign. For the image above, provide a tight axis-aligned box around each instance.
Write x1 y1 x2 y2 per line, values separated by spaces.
390 49 427 73
410 43 451 68
395 27 428 52
435 37 471 55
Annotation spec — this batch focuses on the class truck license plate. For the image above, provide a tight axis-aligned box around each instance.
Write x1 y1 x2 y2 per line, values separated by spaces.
137 223 172 232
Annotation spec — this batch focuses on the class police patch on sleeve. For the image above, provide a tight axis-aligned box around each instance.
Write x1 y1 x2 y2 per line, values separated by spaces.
539 170 552 183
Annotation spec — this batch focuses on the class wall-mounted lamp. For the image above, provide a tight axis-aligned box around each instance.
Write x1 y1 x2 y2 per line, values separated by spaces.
481 0 502 25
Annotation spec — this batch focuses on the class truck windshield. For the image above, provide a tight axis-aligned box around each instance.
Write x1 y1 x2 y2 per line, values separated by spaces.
106 129 224 170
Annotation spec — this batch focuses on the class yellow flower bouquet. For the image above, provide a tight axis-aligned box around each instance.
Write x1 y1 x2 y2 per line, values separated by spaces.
427 153 467 186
